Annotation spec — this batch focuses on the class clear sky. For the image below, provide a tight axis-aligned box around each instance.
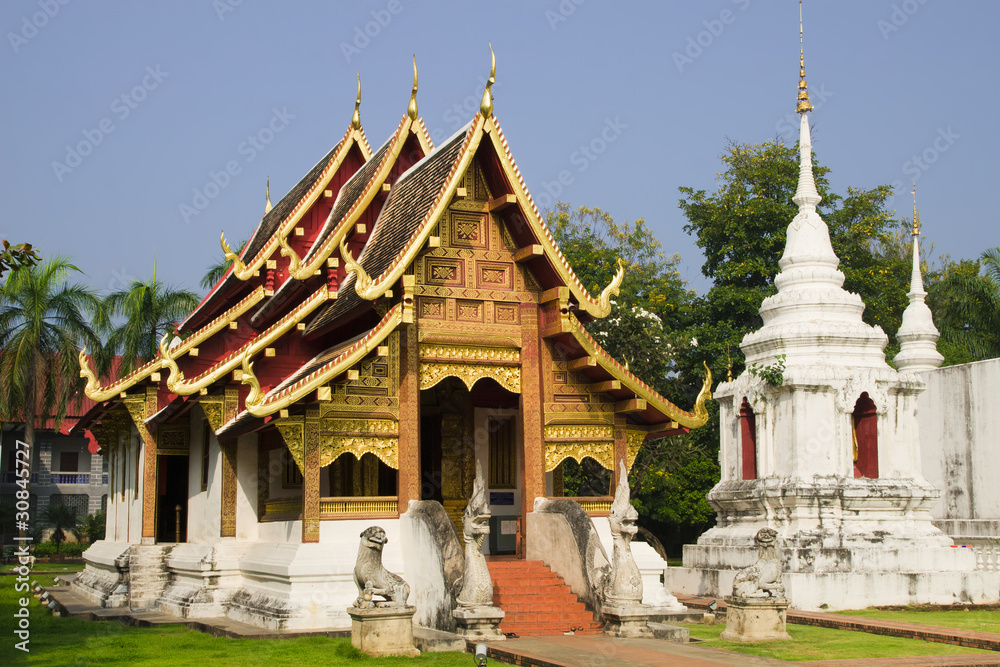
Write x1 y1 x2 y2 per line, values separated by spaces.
2 0 997 297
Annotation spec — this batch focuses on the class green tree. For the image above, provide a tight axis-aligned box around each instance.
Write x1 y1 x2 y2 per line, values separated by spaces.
928 248 1000 363
99 266 200 375
78 509 107 545
41 500 81 553
0 240 40 278
0 257 103 451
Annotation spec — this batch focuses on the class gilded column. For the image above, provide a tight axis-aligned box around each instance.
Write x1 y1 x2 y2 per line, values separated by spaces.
220 439 237 537
613 414 627 490
220 387 240 537
302 408 321 543
397 323 420 512
519 303 545 512
140 387 159 541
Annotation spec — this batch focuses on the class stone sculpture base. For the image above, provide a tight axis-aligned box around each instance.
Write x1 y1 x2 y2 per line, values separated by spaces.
453 606 506 640
602 604 652 638
720 596 791 642
347 606 420 657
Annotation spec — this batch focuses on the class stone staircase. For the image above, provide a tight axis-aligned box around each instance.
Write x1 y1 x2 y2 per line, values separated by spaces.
127 545 174 610
488 560 602 636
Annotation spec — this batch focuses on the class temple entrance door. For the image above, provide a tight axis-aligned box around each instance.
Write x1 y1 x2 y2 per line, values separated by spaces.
474 407 521 556
155 454 188 543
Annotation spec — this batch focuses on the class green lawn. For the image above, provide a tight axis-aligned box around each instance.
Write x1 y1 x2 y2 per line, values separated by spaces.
835 607 1000 634
1 571 501 666
687 622 994 662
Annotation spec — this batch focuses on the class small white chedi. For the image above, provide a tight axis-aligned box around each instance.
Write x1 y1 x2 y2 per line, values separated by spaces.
665 26 999 609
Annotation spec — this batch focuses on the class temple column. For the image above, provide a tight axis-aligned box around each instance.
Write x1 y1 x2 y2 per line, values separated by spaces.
397 325 420 512
519 303 545 512
128 386 159 544
613 414 627 487
220 439 237 537
302 408 321 543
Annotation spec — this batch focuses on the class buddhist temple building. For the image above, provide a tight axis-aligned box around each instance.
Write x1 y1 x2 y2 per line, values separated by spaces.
71 55 710 630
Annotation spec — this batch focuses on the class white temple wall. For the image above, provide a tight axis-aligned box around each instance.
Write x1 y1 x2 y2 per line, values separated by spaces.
188 415 221 543
918 358 1000 536
107 430 143 544
235 433 259 542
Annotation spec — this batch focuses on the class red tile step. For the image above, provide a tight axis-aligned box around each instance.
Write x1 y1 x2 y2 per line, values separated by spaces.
487 559 603 636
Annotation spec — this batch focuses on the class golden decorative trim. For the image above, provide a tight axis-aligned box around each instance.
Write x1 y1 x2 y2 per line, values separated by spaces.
244 304 404 417
797 0 812 114
563 312 713 429
278 231 302 275
544 441 614 472
408 56 418 120
352 73 362 130
265 177 273 214
275 415 399 472
161 288 331 397
544 424 614 440
419 344 520 363
480 41 495 117
594 258 625 318
323 418 398 435
201 397 225 433
575 499 612 515
625 429 645 472
419 362 520 394
321 496 398 517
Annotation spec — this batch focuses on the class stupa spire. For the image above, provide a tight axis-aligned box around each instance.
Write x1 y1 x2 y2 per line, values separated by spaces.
894 183 944 372
796 0 812 114
792 0 820 213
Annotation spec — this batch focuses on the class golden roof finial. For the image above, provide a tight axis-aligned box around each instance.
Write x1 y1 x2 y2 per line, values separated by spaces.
480 41 496 118
265 177 273 214
796 0 813 114
408 55 419 120
911 182 921 236
351 73 361 130
726 346 733 382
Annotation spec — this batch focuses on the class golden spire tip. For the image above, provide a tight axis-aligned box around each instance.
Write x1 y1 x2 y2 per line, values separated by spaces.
408 55 418 120
351 73 361 130
265 177 273 214
480 41 496 118
911 182 920 236
796 0 812 114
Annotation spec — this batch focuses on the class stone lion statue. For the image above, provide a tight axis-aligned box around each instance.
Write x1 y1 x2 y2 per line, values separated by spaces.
353 526 410 609
732 527 785 599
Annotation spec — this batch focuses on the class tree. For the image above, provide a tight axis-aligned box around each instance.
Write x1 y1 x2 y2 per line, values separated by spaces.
78 510 107 545
0 257 103 451
928 247 1000 363
0 240 40 278
41 500 81 553
201 237 247 290
99 266 200 375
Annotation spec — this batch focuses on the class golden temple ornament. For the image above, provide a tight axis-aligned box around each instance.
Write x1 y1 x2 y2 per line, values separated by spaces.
408 55 418 120
796 0 812 114
911 182 921 236
352 73 361 130
265 177 273 214
480 42 495 118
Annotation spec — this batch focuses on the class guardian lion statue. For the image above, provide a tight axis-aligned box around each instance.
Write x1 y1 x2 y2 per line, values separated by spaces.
353 526 410 608
731 527 785 599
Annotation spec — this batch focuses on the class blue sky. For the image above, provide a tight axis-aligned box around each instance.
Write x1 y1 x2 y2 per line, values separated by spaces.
2 0 997 297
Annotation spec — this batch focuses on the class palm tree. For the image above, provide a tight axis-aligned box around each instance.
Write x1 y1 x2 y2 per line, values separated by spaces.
929 247 1000 363
100 265 200 375
201 237 248 290
41 501 81 553
0 257 103 450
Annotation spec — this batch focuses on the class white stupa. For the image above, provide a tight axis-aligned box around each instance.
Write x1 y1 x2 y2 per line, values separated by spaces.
894 193 945 372
665 8 998 610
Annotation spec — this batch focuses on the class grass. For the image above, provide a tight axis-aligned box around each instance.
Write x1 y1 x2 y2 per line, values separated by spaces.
835 607 1000 634
687 622 994 662
1 570 505 666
